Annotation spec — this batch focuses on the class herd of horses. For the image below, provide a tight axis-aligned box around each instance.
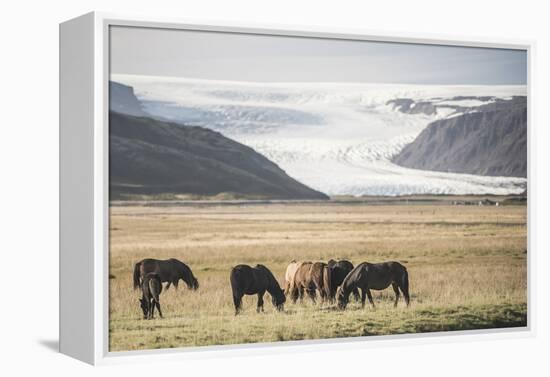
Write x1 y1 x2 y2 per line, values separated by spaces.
133 258 410 319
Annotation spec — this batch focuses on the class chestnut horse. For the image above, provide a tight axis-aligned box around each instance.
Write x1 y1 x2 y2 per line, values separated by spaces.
290 261 329 304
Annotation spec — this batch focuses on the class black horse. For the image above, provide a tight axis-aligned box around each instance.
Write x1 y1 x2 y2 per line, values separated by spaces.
230 264 286 315
326 259 360 303
337 261 410 310
139 272 163 319
134 258 199 291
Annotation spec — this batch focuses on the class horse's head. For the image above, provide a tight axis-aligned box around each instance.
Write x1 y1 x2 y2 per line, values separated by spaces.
272 288 286 311
139 298 148 319
190 277 199 291
336 286 348 310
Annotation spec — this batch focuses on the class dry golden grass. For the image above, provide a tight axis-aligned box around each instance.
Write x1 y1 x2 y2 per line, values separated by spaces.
109 202 527 351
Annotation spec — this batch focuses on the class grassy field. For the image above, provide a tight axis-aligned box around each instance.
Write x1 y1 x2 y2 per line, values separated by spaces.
108 200 527 352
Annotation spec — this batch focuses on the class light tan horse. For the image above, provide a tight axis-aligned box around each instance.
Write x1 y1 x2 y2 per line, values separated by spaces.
284 260 304 295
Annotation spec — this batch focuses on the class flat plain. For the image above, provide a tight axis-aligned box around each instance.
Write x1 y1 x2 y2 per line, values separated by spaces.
108 199 527 352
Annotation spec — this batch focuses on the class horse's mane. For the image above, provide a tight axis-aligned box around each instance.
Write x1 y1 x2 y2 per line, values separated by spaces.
255 264 281 289
342 262 368 290
169 259 192 274
168 259 198 288
340 264 355 290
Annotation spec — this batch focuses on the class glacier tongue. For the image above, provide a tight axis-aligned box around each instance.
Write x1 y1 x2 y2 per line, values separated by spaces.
237 136 526 196
112 74 527 196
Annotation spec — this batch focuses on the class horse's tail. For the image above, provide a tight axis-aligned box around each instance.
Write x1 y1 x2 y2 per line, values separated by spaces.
230 267 240 293
229 268 241 314
133 262 141 290
148 275 162 303
401 267 410 306
323 264 332 300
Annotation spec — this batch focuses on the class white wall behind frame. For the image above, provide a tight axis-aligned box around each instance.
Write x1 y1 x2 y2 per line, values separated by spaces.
1 0 548 376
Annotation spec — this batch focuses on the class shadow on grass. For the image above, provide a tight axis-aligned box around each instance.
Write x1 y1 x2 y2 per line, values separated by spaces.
360 303 527 336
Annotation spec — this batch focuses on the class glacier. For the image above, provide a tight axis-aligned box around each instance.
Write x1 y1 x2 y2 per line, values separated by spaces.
111 74 527 196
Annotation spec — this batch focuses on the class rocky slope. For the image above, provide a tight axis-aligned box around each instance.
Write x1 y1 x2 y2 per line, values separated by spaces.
109 111 329 200
393 97 527 178
109 81 147 117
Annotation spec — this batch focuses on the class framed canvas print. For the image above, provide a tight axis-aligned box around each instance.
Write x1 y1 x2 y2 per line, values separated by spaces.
59 12 533 365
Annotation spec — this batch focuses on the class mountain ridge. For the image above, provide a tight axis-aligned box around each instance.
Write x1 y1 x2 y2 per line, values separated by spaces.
109 81 328 200
392 97 527 178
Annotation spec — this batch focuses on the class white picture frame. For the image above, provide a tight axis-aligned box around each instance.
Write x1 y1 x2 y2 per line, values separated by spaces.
59 11 535 365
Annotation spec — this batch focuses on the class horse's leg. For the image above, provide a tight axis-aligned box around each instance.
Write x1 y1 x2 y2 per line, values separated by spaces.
257 292 265 313
320 289 326 304
233 294 242 315
312 279 324 303
299 287 304 303
366 289 375 309
148 299 154 319
392 283 400 308
352 287 361 302
306 286 316 304
360 288 367 309
318 283 327 303
156 301 163 318
173 279 179 290
165 281 171 290
294 285 303 304
327 288 334 304
290 284 298 304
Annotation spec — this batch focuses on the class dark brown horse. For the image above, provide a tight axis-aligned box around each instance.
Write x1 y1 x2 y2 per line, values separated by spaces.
326 259 360 303
337 261 410 310
290 262 328 304
139 272 163 319
134 258 199 291
230 264 286 315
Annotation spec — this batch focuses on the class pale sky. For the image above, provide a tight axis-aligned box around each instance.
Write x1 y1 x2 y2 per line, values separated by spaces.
110 26 527 85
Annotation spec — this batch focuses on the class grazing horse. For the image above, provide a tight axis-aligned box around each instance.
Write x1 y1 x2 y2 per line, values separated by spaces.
337 261 410 310
283 260 304 295
289 261 313 303
326 259 360 303
139 272 163 319
290 262 328 304
134 258 199 291
309 262 329 302
230 264 286 315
